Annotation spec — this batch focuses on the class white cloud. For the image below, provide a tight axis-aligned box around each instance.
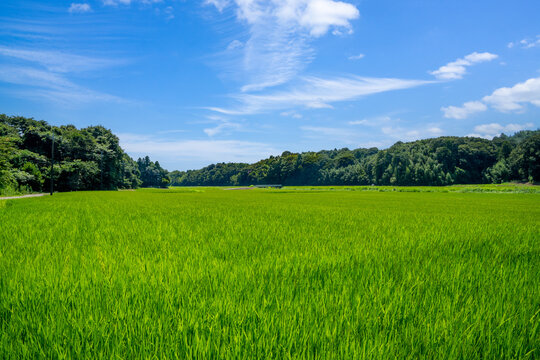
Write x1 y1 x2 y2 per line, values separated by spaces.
508 35 540 49
239 20 314 92
0 47 125 105
348 116 392 126
297 0 359 37
482 77 540 112
427 127 443 135
281 111 303 119
0 66 124 104
441 101 487 119
210 75 431 115
348 53 365 60
228 0 359 36
203 121 242 136
103 0 132 5
302 119 446 149
348 119 369 125
118 133 278 170
381 125 444 141
440 77 540 119
227 40 244 50
163 6 174 20
301 126 361 144
463 52 497 63
206 0 359 92
0 47 123 73
103 0 163 6
430 52 498 80
68 3 92 13
468 123 534 139
204 0 229 12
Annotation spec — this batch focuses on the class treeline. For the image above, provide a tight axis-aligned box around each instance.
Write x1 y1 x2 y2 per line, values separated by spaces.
2 113 538 193
170 130 540 186
0 114 169 195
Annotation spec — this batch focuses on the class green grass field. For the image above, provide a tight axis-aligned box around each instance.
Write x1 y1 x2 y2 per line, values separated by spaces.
1 187 539 358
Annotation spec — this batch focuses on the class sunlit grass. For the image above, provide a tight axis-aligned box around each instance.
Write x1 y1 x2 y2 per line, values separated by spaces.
1 188 539 358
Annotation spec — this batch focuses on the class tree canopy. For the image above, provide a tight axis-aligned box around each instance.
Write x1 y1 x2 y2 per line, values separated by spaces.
0 114 169 195
169 130 540 187
1 113 538 194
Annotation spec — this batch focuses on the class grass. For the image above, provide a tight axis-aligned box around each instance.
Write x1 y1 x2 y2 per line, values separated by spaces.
1 187 539 358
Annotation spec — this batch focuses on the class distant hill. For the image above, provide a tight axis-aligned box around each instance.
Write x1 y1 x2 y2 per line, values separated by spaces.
169 130 540 187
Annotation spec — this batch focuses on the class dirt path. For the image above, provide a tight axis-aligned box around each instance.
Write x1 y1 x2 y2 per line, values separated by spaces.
0 193 48 200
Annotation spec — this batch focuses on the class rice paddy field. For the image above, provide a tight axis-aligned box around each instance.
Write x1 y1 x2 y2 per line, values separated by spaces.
1 186 539 358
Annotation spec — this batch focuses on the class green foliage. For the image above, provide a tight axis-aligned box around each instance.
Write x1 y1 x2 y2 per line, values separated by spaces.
0 189 538 357
0 114 149 194
508 133 540 182
137 156 170 188
171 131 540 187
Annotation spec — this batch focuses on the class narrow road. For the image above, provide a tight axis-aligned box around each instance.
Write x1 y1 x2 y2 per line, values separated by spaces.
0 193 48 200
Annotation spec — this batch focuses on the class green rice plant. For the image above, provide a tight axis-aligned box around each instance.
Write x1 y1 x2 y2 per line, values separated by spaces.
0 188 539 358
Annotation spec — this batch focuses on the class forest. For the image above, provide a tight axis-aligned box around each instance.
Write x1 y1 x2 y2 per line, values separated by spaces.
0 114 169 195
169 130 540 187
1 114 539 194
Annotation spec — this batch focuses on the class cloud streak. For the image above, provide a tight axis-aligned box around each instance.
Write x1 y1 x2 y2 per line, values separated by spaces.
209 75 432 115
508 35 540 49
430 52 498 80
0 66 124 104
119 133 279 170
69 3 92 13
301 120 444 147
348 53 365 60
0 47 124 73
0 47 125 104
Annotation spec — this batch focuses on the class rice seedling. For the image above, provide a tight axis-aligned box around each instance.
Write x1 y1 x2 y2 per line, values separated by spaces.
0 188 539 358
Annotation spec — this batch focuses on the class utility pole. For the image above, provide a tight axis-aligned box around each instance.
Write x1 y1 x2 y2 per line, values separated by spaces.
50 132 54 196
100 149 104 190
122 160 126 188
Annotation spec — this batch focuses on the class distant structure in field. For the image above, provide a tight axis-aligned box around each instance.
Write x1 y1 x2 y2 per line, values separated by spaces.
255 184 283 189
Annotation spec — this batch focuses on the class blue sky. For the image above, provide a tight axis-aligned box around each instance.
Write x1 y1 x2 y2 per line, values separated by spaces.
0 0 539 170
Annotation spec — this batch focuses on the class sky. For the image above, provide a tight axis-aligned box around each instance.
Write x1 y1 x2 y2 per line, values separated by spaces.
0 0 539 170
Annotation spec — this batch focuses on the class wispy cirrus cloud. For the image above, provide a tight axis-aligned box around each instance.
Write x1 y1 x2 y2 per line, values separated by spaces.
0 46 124 73
301 126 362 144
301 119 444 147
441 77 540 119
381 125 443 141
203 120 243 136
102 0 163 6
430 52 498 80
508 35 540 49
204 0 228 12
208 75 432 115
0 66 124 104
0 46 125 104
118 133 278 170
68 3 92 13
348 53 365 60
206 0 360 92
